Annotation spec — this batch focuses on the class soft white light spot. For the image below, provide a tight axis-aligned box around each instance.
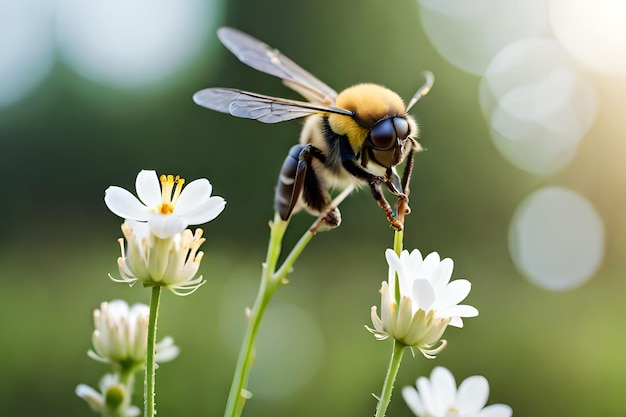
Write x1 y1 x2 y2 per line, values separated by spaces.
549 0 626 76
0 0 54 107
251 301 325 399
55 0 222 88
479 38 597 175
509 186 604 291
417 0 549 74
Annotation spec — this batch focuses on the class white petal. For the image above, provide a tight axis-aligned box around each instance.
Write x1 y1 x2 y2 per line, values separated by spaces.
175 178 213 214
126 406 141 417
431 258 454 292
370 304 384 330
476 404 513 417
148 215 187 239
456 375 489 415
155 336 180 362
135 170 162 208
75 383 102 403
401 386 425 416
412 279 435 310
407 249 424 264
434 279 472 308
417 252 441 280
379 282 395 332
416 376 436 415
104 186 150 220
449 316 464 328
125 219 150 241
385 249 403 274
441 304 479 319
128 302 149 317
429 366 456 415
178 196 226 225
404 249 425 277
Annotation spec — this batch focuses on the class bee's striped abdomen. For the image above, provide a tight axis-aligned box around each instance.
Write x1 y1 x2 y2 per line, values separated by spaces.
274 144 306 220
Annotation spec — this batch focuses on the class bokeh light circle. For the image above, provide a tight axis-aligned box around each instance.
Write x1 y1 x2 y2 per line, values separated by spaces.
251 301 325 399
219 273 325 400
549 0 626 76
417 0 549 75
55 0 222 88
509 186 604 291
479 38 597 175
0 0 55 107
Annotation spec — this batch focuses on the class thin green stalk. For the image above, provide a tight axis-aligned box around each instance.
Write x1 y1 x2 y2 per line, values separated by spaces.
393 229 403 256
223 187 355 417
223 213 296 417
145 285 162 417
274 229 314 280
374 340 407 417
393 229 404 304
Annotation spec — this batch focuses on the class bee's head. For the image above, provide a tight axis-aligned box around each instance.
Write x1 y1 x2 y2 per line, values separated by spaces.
329 83 419 168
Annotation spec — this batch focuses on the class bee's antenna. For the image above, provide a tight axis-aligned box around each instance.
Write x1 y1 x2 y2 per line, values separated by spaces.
406 71 434 112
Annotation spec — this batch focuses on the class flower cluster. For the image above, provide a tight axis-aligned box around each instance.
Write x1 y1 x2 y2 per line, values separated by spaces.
76 373 140 417
74 167 513 417
77 170 226 417
105 170 225 295
87 300 179 372
76 300 179 416
368 249 478 357
114 220 207 295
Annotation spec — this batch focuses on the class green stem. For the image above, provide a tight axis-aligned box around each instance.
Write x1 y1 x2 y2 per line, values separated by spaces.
393 229 404 256
223 214 289 417
393 229 404 304
274 229 314 280
223 187 355 417
374 340 407 417
145 285 162 417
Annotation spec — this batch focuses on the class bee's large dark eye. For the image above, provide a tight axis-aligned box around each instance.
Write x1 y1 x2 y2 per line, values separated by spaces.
392 117 409 140
369 117 410 150
370 119 396 150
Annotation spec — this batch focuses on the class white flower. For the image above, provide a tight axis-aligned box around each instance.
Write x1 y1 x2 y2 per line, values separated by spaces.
367 249 478 357
402 366 512 417
114 220 207 295
88 300 180 372
105 170 225 239
76 373 140 417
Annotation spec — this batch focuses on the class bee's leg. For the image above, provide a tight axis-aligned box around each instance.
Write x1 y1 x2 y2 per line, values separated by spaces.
299 145 342 228
368 180 403 231
396 145 417 217
340 151 404 230
400 146 415 196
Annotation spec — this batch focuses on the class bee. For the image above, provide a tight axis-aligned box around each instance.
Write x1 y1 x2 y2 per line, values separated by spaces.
193 27 433 231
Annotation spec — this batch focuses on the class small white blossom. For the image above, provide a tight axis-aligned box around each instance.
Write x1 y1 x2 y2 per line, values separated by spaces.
402 366 512 417
76 373 140 417
88 300 179 372
114 220 207 295
367 249 478 357
105 170 225 239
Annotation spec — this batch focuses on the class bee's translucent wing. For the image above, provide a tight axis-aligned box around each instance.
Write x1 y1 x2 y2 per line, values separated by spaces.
193 88 353 124
217 27 338 106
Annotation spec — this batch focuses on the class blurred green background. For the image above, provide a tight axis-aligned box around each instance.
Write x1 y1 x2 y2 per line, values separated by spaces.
2 0 626 416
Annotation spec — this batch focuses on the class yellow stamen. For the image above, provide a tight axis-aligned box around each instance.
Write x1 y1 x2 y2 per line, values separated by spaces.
157 174 185 214
171 176 185 206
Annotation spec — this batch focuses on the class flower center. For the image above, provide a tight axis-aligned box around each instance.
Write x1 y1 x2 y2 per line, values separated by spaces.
445 406 460 416
157 174 185 215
